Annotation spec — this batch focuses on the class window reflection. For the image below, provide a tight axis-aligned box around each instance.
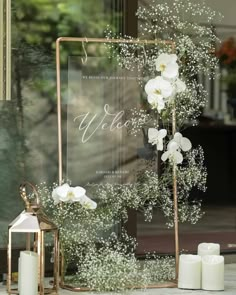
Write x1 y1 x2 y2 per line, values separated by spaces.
0 0 124 247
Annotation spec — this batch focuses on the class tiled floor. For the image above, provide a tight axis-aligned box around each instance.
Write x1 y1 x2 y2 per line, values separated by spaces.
1 205 236 294
1 263 236 294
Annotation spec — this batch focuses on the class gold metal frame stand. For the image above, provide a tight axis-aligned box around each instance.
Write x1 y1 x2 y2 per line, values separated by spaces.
0 0 11 100
56 37 179 290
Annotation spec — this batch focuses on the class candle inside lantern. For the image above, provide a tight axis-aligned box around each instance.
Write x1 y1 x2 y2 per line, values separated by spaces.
202 255 224 291
197 242 220 257
18 251 38 295
178 254 202 290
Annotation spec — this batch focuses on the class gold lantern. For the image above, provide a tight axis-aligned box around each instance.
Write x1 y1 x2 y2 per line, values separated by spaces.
7 182 59 294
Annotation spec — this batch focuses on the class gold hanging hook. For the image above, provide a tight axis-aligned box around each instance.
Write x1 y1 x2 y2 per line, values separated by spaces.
81 37 88 64
143 42 148 65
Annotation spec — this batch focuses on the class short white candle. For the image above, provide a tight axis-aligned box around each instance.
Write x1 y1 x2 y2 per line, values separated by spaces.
178 254 202 289
198 243 220 257
202 255 224 291
19 251 38 295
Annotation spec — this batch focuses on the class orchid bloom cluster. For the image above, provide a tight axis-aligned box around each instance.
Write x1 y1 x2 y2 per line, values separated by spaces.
145 53 186 113
52 183 97 210
148 128 192 165
146 53 191 165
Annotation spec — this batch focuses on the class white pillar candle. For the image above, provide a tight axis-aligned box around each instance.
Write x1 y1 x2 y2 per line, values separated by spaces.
178 254 202 289
198 243 220 257
202 255 224 291
19 251 38 295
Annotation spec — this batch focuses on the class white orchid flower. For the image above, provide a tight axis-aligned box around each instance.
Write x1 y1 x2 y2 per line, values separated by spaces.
155 53 179 79
52 183 85 203
147 95 166 113
52 183 97 209
148 128 167 151
80 195 97 210
161 132 192 165
161 141 184 164
168 132 192 152
145 76 173 112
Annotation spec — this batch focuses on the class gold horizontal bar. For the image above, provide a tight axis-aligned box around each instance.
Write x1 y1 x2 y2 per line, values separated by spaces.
56 36 175 45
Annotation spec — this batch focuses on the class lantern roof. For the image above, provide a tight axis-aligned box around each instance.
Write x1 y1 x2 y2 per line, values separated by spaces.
9 210 57 233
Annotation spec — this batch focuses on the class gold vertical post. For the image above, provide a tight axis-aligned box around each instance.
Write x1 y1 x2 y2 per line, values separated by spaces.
53 230 59 291
37 230 41 290
56 38 63 185
0 0 4 100
171 41 179 280
172 106 179 280
26 232 31 250
33 233 38 252
40 231 45 295
7 232 12 294
6 0 11 100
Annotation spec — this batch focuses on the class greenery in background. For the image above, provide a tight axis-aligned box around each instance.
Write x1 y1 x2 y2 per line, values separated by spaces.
0 0 120 243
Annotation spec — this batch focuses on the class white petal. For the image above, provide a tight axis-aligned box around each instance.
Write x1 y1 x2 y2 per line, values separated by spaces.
148 128 158 143
173 132 183 145
155 53 170 71
173 151 183 164
167 141 179 151
155 53 178 72
59 191 71 202
157 98 165 113
147 94 158 105
73 186 86 197
158 129 167 139
80 195 97 210
156 139 164 151
159 78 173 98
162 62 179 79
180 137 192 151
55 183 70 198
145 78 157 95
52 189 60 204
161 151 169 162
168 54 178 63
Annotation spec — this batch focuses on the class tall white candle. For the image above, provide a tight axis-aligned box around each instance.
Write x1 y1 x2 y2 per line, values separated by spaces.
202 255 224 291
19 251 38 295
178 254 202 289
198 243 220 257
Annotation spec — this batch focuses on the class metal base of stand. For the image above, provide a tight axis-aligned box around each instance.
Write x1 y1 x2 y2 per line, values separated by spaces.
59 280 177 292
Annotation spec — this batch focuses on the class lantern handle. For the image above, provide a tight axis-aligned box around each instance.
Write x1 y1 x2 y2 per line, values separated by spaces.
20 182 40 212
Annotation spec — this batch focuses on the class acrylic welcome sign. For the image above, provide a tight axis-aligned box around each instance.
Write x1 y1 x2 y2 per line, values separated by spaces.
66 56 144 186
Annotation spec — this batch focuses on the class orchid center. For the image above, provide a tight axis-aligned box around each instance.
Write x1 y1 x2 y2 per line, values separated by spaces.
67 191 75 200
160 64 166 71
154 89 161 95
